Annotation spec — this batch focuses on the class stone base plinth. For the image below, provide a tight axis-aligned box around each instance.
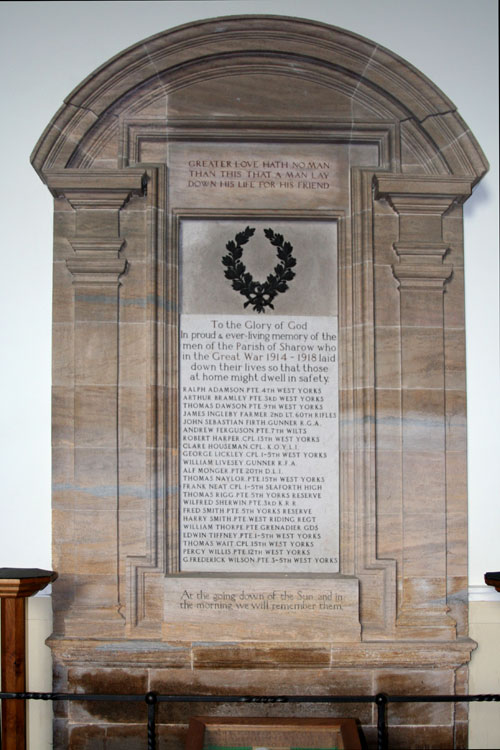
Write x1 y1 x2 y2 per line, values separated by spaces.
50 637 474 750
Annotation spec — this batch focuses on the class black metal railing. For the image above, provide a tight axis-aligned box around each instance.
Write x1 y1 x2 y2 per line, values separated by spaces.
1 690 499 750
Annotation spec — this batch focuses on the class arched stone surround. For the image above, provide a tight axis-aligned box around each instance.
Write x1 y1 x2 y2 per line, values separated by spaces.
33 16 488 748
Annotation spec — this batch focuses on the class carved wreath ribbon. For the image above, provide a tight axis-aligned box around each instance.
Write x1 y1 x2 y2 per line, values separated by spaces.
221 226 297 313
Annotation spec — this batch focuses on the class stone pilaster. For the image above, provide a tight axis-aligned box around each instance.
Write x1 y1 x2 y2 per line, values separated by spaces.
45 170 145 636
374 175 472 639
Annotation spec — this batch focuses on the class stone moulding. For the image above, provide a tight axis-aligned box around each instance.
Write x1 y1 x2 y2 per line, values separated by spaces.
31 17 487 181
48 635 476 671
33 15 487 749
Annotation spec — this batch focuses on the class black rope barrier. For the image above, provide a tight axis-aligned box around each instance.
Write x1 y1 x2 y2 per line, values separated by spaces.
1 690 499 750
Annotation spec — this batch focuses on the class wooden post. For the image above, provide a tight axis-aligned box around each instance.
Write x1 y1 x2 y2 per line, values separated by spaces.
484 572 500 593
0 568 57 750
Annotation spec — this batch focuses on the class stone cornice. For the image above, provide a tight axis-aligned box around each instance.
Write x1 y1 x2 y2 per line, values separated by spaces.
373 174 474 202
66 239 127 284
44 169 147 207
393 241 449 259
65 258 128 284
392 241 453 289
44 171 145 283
47 636 476 670
373 173 472 290
392 264 453 289
70 239 125 254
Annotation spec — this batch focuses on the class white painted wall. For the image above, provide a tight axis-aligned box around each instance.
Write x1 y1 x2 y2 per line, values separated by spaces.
0 2 498 745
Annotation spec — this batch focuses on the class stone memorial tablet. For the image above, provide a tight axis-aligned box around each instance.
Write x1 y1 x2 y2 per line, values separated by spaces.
179 220 339 574
34 15 487 745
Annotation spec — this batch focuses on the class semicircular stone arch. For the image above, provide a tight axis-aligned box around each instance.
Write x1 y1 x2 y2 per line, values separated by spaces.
32 16 487 179
34 15 488 749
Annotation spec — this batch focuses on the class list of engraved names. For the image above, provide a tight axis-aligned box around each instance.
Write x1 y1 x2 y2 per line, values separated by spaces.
180 314 339 573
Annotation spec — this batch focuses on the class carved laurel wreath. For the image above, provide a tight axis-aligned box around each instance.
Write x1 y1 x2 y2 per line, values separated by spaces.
221 226 297 313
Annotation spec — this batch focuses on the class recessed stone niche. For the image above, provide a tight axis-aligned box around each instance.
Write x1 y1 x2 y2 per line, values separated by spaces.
32 16 488 749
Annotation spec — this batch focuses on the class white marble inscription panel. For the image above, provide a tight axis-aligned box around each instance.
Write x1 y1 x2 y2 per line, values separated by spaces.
180 314 339 572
